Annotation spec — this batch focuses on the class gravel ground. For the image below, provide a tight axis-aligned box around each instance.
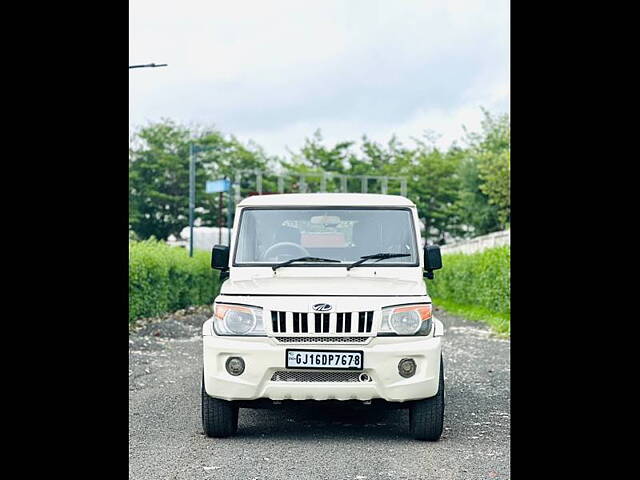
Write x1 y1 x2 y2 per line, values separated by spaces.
129 306 510 480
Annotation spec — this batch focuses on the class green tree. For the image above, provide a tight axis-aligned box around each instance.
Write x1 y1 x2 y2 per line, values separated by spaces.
357 133 466 244
454 157 502 236
128 108 510 242
455 109 511 236
284 130 467 243
478 149 510 226
409 140 464 244
280 129 356 192
129 120 269 240
460 109 511 230
290 129 353 173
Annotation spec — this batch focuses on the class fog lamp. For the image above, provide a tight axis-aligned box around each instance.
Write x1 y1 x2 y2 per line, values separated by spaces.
398 358 416 378
226 357 245 376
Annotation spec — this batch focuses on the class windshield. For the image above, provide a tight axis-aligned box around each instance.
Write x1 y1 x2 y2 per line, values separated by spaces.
234 207 418 266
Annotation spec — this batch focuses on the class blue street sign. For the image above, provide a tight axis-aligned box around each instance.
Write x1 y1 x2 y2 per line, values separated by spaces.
206 179 231 193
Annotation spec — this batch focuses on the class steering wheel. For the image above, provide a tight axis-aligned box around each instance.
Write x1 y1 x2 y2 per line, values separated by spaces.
262 242 309 261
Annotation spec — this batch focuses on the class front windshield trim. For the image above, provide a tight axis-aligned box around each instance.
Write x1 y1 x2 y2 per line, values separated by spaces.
231 206 419 268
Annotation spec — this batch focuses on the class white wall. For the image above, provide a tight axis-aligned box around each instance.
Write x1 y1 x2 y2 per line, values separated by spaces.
440 229 510 255
177 226 232 251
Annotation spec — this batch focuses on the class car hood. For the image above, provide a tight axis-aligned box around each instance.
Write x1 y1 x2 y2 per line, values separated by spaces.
220 268 427 296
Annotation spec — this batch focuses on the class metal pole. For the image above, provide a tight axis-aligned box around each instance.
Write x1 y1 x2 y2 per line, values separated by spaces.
189 144 195 257
256 171 263 195
218 191 223 244
227 180 233 246
235 173 242 204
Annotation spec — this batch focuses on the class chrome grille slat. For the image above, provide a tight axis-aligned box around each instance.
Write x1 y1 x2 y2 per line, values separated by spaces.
285 311 294 334
329 311 336 333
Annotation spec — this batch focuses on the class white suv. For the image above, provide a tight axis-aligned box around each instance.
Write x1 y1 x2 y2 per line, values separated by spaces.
201 193 444 440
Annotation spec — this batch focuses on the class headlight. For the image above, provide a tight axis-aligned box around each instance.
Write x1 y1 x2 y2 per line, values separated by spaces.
379 304 433 336
213 304 266 336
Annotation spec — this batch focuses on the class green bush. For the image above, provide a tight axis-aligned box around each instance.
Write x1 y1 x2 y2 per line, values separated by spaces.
129 240 220 322
427 246 510 317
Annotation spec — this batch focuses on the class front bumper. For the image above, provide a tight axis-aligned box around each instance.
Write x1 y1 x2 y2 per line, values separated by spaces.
203 324 442 402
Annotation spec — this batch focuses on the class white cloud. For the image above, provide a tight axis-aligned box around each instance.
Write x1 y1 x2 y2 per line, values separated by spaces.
237 104 492 159
130 0 509 156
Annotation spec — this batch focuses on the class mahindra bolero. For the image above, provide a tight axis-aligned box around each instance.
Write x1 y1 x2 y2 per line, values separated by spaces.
201 193 444 440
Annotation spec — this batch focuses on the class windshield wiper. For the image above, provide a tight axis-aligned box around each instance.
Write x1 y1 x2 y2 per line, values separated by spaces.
346 253 411 271
272 256 340 271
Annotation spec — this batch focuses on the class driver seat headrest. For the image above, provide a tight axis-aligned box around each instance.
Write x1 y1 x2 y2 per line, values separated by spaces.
274 225 301 244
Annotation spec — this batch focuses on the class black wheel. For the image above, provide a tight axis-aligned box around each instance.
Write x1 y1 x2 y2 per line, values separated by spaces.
409 355 445 441
201 373 239 438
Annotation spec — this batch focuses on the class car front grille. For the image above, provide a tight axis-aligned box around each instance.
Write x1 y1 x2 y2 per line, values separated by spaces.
274 336 370 344
270 311 374 334
270 370 373 383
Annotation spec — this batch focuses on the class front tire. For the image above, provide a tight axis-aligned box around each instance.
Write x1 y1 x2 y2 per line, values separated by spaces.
409 356 445 441
201 373 238 438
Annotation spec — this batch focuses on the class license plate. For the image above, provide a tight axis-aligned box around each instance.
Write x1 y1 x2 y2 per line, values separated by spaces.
286 349 364 370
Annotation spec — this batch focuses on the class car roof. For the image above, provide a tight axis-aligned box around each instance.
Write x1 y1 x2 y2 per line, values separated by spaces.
237 193 415 208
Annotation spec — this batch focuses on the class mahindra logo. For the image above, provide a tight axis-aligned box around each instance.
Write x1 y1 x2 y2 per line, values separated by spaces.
312 303 333 312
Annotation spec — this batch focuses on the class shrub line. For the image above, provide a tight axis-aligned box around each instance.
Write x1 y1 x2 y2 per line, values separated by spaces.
129 240 220 322
427 246 510 335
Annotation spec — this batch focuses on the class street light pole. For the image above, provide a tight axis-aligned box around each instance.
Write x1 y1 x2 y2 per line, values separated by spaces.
129 63 168 69
227 179 233 246
189 144 233 256
189 144 195 257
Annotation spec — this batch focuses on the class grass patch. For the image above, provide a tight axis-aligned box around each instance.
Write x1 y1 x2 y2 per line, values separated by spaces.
426 245 510 337
432 296 510 337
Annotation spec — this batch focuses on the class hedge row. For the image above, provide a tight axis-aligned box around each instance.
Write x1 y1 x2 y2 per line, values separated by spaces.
427 246 510 317
129 240 220 322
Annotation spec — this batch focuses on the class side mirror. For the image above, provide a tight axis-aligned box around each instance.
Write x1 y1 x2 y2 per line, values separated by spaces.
211 245 229 270
423 245 442 279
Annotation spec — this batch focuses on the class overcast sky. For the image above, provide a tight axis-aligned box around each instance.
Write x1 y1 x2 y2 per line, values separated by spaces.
129 0 509 157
